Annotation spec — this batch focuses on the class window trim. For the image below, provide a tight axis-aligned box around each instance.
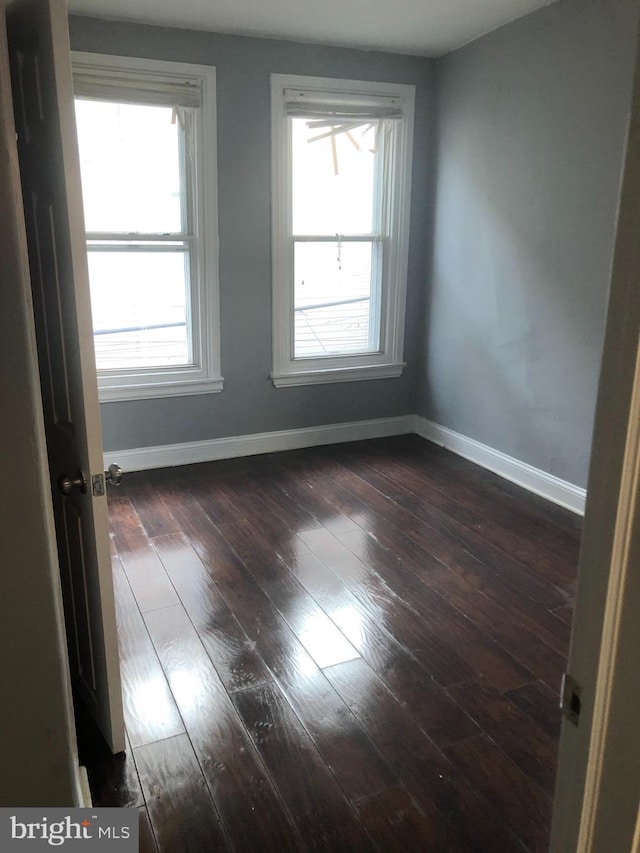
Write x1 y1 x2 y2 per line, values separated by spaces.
270 73 415 388
72 51 223 402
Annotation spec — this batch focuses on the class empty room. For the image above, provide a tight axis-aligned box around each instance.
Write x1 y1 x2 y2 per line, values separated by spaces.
2 0 640 850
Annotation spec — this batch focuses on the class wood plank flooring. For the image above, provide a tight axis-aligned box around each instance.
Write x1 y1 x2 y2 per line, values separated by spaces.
77 435 580 852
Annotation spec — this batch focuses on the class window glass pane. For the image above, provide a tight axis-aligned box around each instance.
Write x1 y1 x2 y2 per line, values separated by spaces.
88 251 189 370
294 241 377 358
291 118 377 235
75 100 184 233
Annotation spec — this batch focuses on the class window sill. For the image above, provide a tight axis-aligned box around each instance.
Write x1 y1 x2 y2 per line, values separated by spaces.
98 375 224 403
271 362 405 388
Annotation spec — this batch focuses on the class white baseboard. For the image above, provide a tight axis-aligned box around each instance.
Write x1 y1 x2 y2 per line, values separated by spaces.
103 415 415 472
103 413 585 515
75 765 92 807
415 416 586 515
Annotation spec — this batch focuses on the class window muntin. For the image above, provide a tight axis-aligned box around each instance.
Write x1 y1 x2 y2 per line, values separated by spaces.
271 75 415 387
72 53 222 401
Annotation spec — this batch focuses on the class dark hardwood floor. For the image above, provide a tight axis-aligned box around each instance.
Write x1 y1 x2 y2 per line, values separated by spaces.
77 434 580 852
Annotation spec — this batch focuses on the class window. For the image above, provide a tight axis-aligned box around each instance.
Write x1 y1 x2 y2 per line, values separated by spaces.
72 53 222 401
271 74 415 387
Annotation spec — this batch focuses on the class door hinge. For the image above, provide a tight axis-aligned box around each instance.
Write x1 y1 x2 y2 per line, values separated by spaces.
560 672 582 726
92 473 105 497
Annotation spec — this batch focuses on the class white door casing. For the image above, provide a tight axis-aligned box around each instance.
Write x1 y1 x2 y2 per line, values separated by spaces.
550 18 640 853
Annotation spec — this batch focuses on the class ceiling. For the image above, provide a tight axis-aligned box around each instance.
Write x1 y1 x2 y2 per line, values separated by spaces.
66 0 557 57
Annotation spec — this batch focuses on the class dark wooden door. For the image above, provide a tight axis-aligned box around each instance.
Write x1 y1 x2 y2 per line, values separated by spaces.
6 0 125 753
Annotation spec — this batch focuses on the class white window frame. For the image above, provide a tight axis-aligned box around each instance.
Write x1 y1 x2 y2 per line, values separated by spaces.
270 73 415 388
72 52 223 402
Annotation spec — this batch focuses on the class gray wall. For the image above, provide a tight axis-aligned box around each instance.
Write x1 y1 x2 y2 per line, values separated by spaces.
420 0 639 488
69 17 433 451
71 3 640 488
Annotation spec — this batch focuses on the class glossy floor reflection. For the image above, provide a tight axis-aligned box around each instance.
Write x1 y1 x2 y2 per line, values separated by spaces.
78 435 579 852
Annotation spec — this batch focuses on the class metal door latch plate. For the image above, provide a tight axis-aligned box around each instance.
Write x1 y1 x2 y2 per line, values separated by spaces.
561 672 581 726
92 473 105 497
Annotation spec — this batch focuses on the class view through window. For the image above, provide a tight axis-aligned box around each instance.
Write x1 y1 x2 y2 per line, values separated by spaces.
292 117 382 358
75 99 191 371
